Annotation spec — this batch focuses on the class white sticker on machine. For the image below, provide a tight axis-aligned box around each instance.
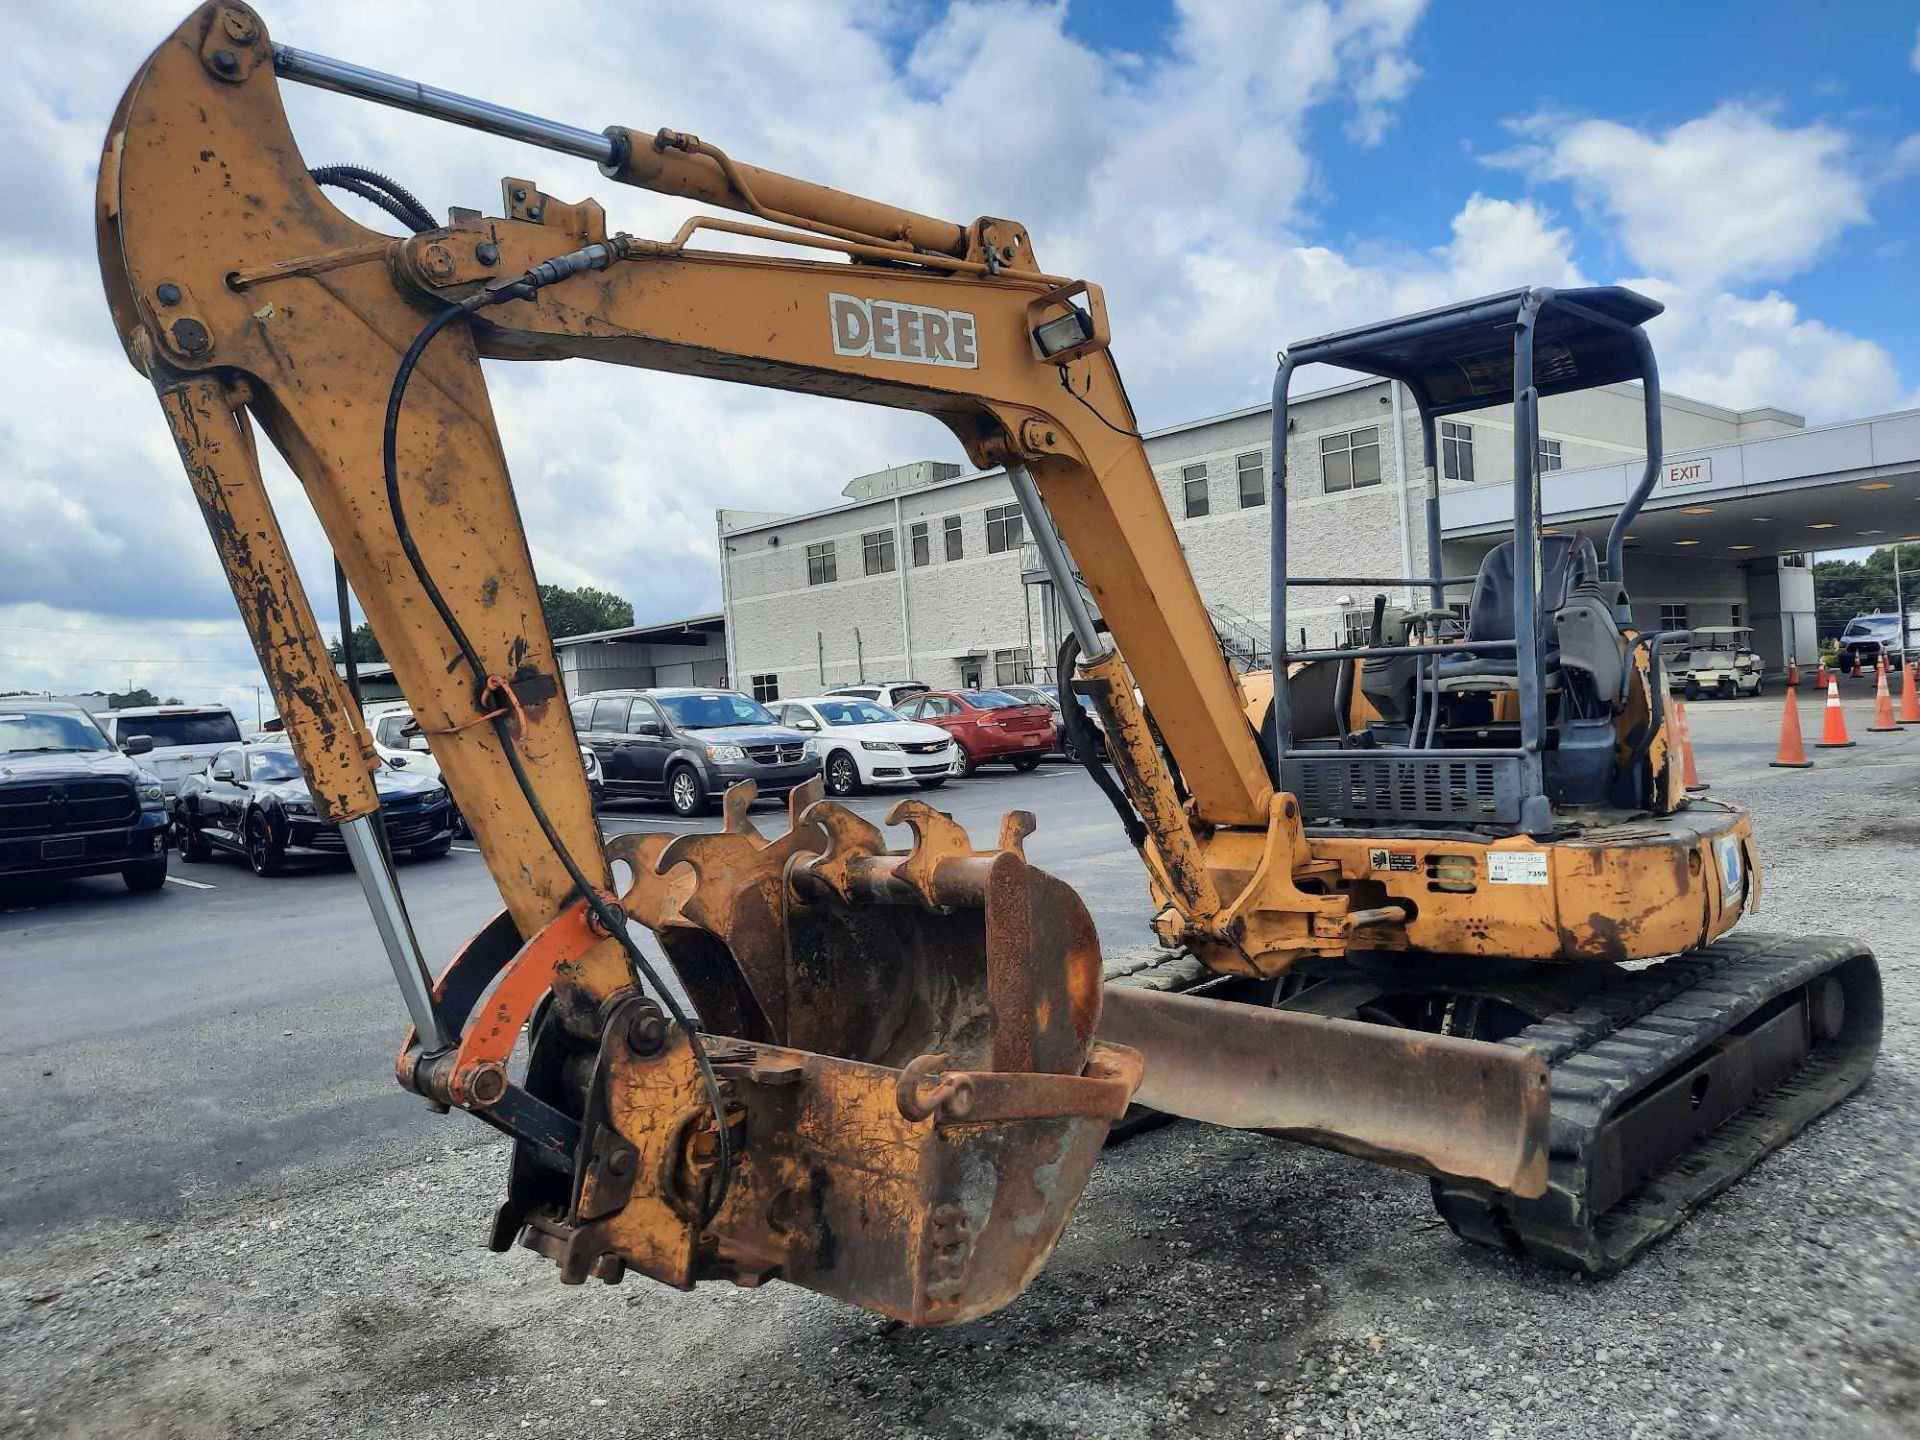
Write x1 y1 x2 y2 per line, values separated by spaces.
1713 834 1745 905
1486 851 1550 886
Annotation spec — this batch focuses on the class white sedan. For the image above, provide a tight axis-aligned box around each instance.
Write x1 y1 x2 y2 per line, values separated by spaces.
772 697 962 796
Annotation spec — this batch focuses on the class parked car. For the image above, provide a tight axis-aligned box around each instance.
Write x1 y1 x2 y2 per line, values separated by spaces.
366 699 604 809
570 687 820 817
0 700 170 891
1833 612 1917 674
1028 682 1107 761
824 681 932 710
771 697 961 795
177 738 453 875
894 689 1057 774
92 704 242 824
1675 627 1763 699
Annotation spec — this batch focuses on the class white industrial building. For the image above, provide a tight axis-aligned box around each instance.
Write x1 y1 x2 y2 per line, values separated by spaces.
718 377 1916 699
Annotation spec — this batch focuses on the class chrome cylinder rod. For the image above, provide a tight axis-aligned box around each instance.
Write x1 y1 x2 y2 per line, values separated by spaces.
1007 464 1110 663
340 814 449 1051
272 45 617 165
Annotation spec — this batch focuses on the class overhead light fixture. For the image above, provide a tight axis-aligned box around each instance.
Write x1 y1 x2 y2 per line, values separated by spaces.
1860 529 1884 535
1751 516 1774 522
1730 543 1755 550
1682 506 1714 515
1808 522 1838 530
1674 539 1702 546
1858 482 1894 491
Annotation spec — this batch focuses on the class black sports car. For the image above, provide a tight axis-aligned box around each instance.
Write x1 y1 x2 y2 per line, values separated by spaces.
178 741 453 876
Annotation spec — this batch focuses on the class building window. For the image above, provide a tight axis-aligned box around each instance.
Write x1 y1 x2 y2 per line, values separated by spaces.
1660 604 1689 633
1237 452 1265 508
862 529 896 576
750 673 779 702
1180 464 1210 518
985 503 1024 554
1441 420 1475 483
805 540 837 585
992 648 1032 686
1321 427 1382 493
943 514 964 561
1537 437 1563 473
909 521 930 567
1729 604 1743 629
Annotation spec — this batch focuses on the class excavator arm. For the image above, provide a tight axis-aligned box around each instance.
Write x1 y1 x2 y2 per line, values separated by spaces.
98 3 1563 1324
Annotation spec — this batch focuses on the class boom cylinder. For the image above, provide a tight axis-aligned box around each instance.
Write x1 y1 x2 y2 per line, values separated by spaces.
270 45 969 255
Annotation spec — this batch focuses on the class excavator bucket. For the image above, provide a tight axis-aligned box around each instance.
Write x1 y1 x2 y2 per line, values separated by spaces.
489 780 1142 1327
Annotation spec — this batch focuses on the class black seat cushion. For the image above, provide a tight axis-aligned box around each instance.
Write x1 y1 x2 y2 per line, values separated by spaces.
1435 533 1598 682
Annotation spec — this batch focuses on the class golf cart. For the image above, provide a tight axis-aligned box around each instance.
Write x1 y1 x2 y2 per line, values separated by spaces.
1677 627 1763 699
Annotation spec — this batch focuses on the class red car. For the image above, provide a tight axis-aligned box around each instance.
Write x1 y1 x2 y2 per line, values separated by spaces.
895 689 1057 774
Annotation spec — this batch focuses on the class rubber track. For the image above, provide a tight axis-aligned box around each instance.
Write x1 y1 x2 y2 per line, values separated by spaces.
1432 931 1881 1273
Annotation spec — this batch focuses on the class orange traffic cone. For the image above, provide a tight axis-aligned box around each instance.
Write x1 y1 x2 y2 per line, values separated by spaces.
1769 685 1812 768
1817 677 1856 748
1817 658 1829 687
1851 655 1863 678
1786 659 1800 688
1869 664 1898 732
1900 663 1920 726
1674 701 1708 791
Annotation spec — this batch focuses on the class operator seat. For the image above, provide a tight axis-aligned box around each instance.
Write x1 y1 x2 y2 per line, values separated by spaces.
1431 533 1600 691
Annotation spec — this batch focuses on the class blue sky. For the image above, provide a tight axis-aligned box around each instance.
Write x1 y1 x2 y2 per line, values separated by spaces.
2 0 1916 709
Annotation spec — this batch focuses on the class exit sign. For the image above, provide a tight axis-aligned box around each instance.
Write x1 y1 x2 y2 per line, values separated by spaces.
1663 457 1713 489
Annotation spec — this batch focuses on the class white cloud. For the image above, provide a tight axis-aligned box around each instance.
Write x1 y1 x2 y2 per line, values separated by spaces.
1502 103 1870 288
1 0 1910 713
1632 280 1907 421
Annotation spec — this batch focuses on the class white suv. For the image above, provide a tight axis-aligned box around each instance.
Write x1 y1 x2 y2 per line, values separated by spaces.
824 681 932 711
363 699 605 805
93 705 243 819
773 696 961 795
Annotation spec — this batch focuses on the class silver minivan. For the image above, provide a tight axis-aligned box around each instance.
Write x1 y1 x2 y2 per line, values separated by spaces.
93 705 243 819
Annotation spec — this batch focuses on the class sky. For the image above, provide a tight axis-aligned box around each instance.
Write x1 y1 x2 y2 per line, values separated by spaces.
5 0 1918 716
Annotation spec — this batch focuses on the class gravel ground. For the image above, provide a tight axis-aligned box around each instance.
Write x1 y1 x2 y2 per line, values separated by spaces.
3 694 1914 1440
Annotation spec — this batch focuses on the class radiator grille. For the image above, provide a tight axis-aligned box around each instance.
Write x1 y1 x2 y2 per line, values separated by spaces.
0 779 140 838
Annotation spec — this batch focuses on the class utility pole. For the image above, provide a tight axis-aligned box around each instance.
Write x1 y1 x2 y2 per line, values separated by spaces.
255 685 263 731
1896 543 1909 657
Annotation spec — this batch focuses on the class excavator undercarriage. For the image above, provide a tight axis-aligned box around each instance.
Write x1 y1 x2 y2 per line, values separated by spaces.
97 2 1881 1327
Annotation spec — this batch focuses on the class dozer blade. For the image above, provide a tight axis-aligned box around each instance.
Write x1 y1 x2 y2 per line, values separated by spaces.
490 782 1145 1327
1099 984 1551 1195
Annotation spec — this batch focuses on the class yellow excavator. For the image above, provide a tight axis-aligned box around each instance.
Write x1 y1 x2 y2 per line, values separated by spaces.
98 3 1880 1326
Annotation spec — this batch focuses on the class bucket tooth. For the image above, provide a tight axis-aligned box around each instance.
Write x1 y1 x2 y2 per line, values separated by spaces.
997 810 1036 859
606 831 696 931
721 779 764 839
785 775 826 830
885 799 974 910
793 800 888 902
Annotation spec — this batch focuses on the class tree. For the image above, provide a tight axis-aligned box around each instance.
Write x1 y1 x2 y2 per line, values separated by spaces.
108 688 182 708
326 585 632 663
539 584 634 639
328 622 384 665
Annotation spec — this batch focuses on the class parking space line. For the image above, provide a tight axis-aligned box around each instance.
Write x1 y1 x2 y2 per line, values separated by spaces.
165 875 217 890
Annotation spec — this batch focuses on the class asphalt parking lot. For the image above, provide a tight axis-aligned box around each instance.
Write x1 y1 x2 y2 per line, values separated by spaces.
1 693 1914 1440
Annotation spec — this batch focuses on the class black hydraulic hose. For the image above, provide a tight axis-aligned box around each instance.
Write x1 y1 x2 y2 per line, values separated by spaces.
309 164 439 233
380 249 735 1228
335 557 362 713
1057 633 1148 849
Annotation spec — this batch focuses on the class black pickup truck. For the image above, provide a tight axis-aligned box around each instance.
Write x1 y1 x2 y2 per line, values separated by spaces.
0 700 170 891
